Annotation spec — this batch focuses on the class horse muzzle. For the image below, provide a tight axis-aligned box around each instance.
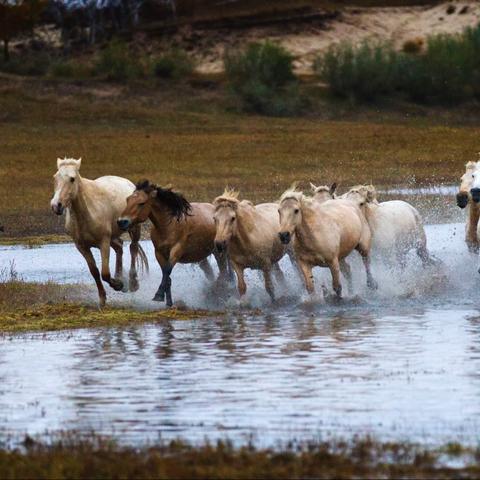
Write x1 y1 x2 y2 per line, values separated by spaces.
279 231 291 245
52 203 65 216
215 240 227 253
456 193 469 209
117 218 131 231
471 188 480 203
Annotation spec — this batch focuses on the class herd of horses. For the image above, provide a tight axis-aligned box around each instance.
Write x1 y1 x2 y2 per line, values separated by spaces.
50 157 476 308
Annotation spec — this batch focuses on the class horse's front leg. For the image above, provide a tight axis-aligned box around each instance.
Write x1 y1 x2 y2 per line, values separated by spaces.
153 249 172 303
466 204 480 253
231 261 246 298
100 239 123 292
262 267 275 303
77 244 106 307
199 258 215 281
298 259 314 294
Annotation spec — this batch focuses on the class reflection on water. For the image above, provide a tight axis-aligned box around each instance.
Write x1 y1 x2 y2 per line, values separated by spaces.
1 307 480 447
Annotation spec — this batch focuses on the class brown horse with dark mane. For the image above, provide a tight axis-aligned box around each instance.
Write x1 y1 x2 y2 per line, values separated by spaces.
117 180 230 306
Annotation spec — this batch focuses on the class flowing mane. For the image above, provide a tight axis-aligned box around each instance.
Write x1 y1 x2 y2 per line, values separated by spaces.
279 185 312 206
214 187 240 210
136 179 192 221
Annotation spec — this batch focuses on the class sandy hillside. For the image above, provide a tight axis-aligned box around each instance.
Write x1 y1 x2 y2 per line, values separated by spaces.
155 2 480 74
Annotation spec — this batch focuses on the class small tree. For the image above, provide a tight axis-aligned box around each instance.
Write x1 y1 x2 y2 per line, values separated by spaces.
0 0 46 62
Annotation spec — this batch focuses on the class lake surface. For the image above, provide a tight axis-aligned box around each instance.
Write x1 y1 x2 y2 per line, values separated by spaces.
1 196 480 447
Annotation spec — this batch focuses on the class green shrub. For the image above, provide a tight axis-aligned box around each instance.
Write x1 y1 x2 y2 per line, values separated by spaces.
224 41 304 116
49 60 92 79
314 24 480 104
0 52 52 76
94 39 143 81
152 49 193 79
314 41 399 101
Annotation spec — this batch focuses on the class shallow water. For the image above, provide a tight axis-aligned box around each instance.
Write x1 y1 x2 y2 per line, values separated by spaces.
1 202 480 447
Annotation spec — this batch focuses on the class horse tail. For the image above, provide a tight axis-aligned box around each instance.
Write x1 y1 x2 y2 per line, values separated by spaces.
136 242 149 274
128 229 150 274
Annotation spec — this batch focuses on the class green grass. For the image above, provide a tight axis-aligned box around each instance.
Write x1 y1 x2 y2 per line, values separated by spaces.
0 434 478 479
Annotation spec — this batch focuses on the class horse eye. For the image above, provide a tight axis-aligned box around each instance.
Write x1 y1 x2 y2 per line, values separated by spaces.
139 203 146 207
294 209 299 214
231 217 236 222
473 174 475 178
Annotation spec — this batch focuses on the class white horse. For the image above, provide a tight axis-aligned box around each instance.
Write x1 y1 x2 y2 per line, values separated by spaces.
311 182 337 204
460 160 480 253
50 158 148 307
342 185 433 267
278 187 377 298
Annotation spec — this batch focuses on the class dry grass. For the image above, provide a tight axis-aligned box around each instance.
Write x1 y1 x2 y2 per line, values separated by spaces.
0 76 478 237
0 434 478 479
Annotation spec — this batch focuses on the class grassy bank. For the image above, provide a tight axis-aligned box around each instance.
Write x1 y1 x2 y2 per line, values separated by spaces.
0 280 217 333
0 74 477 238
0 434 478 479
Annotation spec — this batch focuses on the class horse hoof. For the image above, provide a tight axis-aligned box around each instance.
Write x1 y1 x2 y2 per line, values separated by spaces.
111 279 124 292
129 278 139 292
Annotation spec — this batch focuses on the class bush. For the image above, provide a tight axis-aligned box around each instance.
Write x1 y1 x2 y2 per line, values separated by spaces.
152 49 193 79
314 41 399 101
49 60 92 79
224 41 304 116
94 39 143 81
0 52 52 76
314 24 480 104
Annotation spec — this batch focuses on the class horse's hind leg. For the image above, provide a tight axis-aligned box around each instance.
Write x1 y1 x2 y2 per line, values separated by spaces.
199 258 215 282
128 226 141 292
77 244 106 307
339 259 353 294
328 258 342 299
356 244 378 290
111 238 127 292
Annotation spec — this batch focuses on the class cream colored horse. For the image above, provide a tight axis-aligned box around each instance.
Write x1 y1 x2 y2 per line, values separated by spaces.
118 180 230 307
50 158 148 307
460 160 480 252
342 185 433 267
213 189 287 301
311 182 337 204
278 188 377 298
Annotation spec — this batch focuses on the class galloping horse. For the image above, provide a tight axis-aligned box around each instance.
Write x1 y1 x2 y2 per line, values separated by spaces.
117 180 230 307
342 185 434 267
311 182 337 204
50 158 148 307
213 189 287 302
278 187 377 298
458 160 480 253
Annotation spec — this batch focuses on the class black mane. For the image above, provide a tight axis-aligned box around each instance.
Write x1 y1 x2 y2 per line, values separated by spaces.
135 179 192 221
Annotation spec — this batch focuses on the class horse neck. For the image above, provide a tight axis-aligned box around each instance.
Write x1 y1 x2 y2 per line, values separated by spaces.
69 176 96 226
295 203 318 247
232 204 256 248
149 202 176 233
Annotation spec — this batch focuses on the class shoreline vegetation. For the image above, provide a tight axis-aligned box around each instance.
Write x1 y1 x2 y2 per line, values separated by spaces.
0 279 221 334
0 434 478 479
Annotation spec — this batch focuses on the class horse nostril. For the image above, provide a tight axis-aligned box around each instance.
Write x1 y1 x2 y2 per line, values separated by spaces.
279 232 291 244
117 219 130 231
215 241 225 252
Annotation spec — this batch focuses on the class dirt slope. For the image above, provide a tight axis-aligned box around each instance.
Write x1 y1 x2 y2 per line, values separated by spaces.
153 2 480 74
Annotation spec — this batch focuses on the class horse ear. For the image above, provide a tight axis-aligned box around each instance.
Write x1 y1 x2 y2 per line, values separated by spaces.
310 182 317 192
76 158 82 169
57 158 63 169
330 183 337 195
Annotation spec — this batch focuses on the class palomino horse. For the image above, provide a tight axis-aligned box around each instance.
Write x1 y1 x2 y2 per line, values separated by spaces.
459 160 480 253
117 180 230 307
50 158 148 307
213 189 287 302
278 188 377 298
342 185 434 268
311 182 337 203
